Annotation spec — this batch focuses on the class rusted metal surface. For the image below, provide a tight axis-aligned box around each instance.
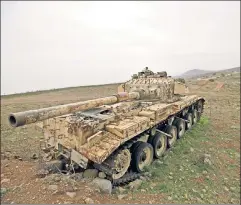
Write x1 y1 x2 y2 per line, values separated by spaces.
8 67 205 171
8 92 140 127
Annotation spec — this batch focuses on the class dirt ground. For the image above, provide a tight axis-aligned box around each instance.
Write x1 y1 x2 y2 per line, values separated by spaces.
1 73 240 204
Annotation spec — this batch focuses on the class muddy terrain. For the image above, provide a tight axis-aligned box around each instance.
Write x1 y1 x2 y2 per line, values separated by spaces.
1 72 240 204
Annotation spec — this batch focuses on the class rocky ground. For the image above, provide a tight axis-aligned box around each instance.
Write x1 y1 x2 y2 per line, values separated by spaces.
1 72 240 204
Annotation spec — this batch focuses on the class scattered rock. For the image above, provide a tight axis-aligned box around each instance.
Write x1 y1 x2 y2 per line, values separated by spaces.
156 160 164 166
70 173 83 181
169 172 173 175
66 192 76 198
192 188 197 193
0 188 7 196
140 189 146 192
143 172 152 177
128 179 142 190
1 178 10 184
168 176 173 180
204 158 212 165
31 153 38 160
204 153 211 158
48 185 58 191
190 147 194 152
116 187 126 194
83 169 98 179
92 178 112 194
36 169 49 178
202 170 208 175
117 194 127 200
98 172 106 179
202 189 206 193
168 196 172 201
84 197 94 204
231 125 239 129
224 186 229 192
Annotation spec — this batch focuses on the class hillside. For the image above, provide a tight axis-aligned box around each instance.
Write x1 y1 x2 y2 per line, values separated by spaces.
177 67 240 79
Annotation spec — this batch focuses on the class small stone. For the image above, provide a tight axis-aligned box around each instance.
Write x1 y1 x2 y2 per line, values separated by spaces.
231 125 239 129
1 188 7 196
48 185 58 191
36 169 49 178
168 176 173 180
140 189 146 192
83 169 98 178
168 196 172 201
230 187 236 191
84 197 94 204
204 153 211 158
92 178 112 194
128 179 142 190
156 160 164 165
224 186 229 192
53 175 61 182
98 172 106 179
1 174 4 178
169 172 173 175
1 178 10 184
202 189 206 193
190 148 194 152
191 170 194 173
66 192 76 198
31 153 38 159
117 194 127 200
117 187 126 194
192 188 197 193
70 173 83 181
202 170 208 175
149 201 153 204
204 158 212 165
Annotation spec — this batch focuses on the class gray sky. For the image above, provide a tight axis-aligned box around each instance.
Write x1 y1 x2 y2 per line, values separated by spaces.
1 1 240 95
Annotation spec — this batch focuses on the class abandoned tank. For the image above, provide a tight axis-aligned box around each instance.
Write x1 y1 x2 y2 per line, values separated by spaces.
8 67 205 185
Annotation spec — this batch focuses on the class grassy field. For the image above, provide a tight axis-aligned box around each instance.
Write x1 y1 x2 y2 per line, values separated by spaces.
1 73 240 204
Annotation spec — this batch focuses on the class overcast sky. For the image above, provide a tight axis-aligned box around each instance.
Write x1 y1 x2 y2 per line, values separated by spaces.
1 1 240 95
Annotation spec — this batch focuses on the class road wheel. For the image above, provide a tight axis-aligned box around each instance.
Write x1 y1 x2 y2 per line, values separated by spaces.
132 142 153 173
197 100 203 121
165 125 177 148
111 149 131 180
185 113 193 130
150 131 167 159
192 109 198 125
173 118 185 139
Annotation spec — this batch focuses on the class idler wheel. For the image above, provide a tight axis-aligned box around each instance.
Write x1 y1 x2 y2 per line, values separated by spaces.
165 125 177 148
131 142 153 173
185 113 193 130
173 118 185 139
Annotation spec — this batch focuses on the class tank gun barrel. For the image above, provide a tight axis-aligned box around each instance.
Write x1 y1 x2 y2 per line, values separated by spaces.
8 92 140 127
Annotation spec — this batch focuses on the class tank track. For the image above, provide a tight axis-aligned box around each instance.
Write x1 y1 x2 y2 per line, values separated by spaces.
93 162 142 186
94 99 205 186
111 172 142 186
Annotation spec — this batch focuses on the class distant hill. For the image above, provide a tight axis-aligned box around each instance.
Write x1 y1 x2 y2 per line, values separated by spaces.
176 67 240 79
